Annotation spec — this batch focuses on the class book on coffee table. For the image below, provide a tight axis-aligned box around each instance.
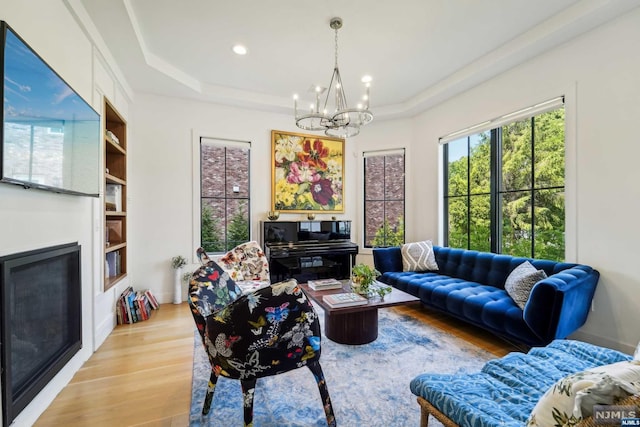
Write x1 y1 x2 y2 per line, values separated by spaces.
308 278 343 290
323 292 368 308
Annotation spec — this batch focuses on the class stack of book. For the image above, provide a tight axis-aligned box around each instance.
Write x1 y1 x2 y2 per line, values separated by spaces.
323 292 368 308
307 278 343 291
117 286 159 324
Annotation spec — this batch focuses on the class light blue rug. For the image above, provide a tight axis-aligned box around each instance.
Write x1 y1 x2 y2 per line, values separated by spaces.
190 305 494 426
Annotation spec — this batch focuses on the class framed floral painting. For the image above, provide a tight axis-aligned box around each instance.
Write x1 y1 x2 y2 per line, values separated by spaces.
271 130 345 213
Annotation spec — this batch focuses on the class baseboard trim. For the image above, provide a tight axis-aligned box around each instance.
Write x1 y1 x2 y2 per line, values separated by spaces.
569 330 635 355
94 312 115 351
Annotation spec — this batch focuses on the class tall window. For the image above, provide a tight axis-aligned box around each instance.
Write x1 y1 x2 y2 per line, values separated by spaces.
200 138 250 253
364 149 405 247
444 102 565 260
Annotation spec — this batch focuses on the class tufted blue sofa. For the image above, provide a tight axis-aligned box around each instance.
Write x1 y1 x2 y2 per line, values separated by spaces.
372 246 599 346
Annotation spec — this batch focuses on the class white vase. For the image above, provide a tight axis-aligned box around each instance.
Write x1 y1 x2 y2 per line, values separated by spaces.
173 267 183 304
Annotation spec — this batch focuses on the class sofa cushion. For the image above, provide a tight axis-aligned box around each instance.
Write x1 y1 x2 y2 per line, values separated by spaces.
505 261 547 309
379 270 543 345
401 240 438 271
526 360 640 426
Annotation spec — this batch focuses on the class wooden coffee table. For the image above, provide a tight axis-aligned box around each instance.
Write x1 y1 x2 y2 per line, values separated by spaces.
301 281 420 345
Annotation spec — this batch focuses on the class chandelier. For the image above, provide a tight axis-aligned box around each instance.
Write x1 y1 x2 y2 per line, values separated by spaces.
294 17 373 138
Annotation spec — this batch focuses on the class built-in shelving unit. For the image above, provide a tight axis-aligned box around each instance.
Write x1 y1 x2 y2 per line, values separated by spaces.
104 99 127 291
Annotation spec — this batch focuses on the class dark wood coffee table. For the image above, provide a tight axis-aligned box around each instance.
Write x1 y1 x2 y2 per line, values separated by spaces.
301 281 420 345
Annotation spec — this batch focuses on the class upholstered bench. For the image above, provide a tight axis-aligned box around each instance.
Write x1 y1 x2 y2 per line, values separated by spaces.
411 340 640 427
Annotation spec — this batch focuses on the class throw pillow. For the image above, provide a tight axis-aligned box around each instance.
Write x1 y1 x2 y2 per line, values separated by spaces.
504 261 547 310
526 360 640 426
218 241 270 282
401 240 438 272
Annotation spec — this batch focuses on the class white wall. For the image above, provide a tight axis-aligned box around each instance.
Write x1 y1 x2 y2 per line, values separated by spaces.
1 1 131 425
131 7 640 353
356 7 640 353
129 93 359 303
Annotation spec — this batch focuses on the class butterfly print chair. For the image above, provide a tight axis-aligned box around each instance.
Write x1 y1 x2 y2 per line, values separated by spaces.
188 247 336 426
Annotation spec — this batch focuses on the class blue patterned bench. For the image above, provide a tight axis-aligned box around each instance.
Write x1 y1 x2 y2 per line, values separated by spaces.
410 340 632 427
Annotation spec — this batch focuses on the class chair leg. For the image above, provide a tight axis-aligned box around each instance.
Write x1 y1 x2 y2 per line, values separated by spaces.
202 370 219 415
240 378 257 427
308 361 337 427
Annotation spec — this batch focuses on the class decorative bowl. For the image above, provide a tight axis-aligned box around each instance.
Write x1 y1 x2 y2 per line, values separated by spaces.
267 211 280 220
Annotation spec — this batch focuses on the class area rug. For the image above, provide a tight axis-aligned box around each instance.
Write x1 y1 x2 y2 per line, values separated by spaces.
189 306 495 427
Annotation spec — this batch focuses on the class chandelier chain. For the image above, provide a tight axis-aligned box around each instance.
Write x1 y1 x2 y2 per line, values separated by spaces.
334 26 339 68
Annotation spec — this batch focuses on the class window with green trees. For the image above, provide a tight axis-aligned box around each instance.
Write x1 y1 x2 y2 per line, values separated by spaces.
444 105 565 261
364 150 405 248
200 139 250 253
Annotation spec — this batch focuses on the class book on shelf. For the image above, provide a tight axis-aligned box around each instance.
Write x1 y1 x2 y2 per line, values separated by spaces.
106 251 117 277
308 278 343 290
323 292 368 308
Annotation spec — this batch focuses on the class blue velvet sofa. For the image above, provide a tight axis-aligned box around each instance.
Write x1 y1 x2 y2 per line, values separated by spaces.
372 246 599 346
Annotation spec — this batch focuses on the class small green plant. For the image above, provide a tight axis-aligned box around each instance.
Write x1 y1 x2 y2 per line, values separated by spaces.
351 263 391 298
351 263 380 287
171 255 187 269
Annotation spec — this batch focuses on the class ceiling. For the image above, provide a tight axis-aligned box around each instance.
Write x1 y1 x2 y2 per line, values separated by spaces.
78 0 640 120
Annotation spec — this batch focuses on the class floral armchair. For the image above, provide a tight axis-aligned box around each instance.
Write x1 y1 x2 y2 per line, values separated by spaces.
188 247 336 426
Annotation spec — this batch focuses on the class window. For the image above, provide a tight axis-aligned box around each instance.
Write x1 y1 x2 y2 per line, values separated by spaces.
200 138 250 253
363 149 405 247
443 101 565 260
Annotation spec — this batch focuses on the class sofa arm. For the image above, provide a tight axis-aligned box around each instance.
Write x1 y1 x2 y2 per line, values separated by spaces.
372 247 403 274
523 266 599 344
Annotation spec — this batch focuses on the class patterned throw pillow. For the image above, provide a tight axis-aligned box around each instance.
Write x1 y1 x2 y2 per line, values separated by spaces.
401 240 438 272
218 241 270 282
504 261 547 309
526 360 640 426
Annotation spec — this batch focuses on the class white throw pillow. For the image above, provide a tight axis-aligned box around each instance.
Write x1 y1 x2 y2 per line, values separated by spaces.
504 261 547 310
526 360 640 426
401 240 438 272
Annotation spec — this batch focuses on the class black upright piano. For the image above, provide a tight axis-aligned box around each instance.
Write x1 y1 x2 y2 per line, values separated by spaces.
261 220 358 283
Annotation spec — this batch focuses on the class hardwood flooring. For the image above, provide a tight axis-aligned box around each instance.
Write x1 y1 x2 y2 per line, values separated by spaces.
34 302 519 427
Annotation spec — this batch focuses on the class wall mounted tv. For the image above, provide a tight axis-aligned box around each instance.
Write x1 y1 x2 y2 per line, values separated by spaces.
1 21 100 197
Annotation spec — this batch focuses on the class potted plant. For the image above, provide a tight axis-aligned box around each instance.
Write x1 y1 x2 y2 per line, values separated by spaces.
171 255 188 304
351 263 388 298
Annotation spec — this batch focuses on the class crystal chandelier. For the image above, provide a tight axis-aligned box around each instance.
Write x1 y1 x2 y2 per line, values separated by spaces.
294 17 373 138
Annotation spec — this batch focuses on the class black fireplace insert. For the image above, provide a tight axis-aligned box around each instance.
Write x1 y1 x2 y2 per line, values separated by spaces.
0 242 82 426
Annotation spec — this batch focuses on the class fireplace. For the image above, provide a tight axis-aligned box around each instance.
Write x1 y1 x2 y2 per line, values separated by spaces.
0 242 82 426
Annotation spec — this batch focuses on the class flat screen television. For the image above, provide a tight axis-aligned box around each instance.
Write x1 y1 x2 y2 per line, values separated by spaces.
0 21 100 197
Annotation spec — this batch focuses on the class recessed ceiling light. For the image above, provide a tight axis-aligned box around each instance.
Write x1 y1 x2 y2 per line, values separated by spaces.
361 75 372 83
232 44 247 55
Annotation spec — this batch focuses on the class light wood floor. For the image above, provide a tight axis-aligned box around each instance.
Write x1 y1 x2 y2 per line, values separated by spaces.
35 302 519 427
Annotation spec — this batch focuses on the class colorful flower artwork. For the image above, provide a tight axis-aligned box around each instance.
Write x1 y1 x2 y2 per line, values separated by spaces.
271 130 344 213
